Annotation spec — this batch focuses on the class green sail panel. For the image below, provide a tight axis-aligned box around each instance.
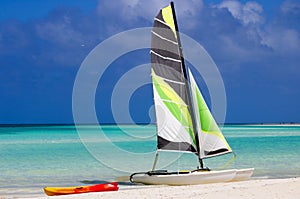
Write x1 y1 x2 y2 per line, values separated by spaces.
151 5 197 153
188 69 232 158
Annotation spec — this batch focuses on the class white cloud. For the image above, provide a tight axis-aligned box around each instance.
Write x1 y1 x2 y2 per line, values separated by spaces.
216 0 263 25
243 2 264 24
259 0 300 54
35 17 84 46
261 28 300 54
281 0 300 14
97 0 203 26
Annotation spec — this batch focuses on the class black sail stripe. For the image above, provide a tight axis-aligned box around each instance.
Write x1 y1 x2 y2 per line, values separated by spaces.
150 50 181 62
205 149 229 156
152 33 180 60
153 75 185 85
152 30 178 45
151 54 183 83
154 18 169 27
152 26 177 44
157 136 197 153
153 12 177 43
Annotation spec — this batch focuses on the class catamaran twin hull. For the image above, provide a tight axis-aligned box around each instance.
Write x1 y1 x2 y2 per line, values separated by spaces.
131 168 254 185
130 2 255 185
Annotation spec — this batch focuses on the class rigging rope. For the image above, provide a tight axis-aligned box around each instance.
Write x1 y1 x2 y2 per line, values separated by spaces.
217 152 236 170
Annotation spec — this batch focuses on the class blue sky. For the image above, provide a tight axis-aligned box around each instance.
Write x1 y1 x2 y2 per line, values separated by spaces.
0 0 299 124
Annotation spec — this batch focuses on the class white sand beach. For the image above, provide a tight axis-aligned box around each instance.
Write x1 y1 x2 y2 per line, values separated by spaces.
40 177 300 199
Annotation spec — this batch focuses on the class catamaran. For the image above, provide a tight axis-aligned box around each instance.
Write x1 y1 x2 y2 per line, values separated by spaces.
130 2 253 185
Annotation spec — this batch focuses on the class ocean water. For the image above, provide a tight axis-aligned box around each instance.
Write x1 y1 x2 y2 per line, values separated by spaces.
1 124 300 197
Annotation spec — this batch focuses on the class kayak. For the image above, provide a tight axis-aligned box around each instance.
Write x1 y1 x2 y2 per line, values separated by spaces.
44 182 118 196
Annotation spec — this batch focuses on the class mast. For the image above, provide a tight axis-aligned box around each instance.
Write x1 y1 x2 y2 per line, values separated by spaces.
170 2 203 168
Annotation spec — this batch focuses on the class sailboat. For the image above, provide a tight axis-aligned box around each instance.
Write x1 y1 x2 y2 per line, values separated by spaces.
130 2 253 185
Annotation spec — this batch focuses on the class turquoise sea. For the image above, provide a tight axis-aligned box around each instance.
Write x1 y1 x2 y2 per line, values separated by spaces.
1 124 300 197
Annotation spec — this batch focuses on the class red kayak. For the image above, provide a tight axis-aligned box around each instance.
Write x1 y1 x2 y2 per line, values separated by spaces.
44 182 118 196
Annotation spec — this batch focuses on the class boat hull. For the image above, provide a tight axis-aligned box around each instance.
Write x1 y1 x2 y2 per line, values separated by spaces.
231 168 254 182
43 182 118 196
131 169 237 185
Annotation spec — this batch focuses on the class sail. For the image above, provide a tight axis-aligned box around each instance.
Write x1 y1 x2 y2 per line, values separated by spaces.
188 69 232 158
151 4 197 153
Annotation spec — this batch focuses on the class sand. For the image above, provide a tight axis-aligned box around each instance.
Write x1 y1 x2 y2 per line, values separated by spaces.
40 177 300 199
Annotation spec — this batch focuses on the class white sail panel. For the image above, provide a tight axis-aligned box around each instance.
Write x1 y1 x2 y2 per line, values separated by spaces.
188 69 232 158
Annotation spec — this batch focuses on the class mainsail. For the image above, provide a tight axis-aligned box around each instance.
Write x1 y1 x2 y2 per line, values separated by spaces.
151 2 232 162
151 3 196 153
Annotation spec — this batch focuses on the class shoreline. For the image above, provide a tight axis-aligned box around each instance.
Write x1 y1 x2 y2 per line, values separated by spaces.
29 177 300 199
